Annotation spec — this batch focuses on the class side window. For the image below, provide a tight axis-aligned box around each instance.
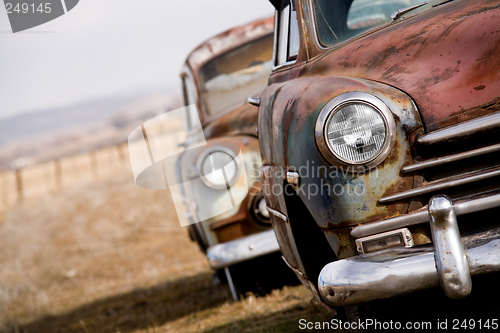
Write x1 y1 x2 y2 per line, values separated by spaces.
181 74 200 131
275 0 299 67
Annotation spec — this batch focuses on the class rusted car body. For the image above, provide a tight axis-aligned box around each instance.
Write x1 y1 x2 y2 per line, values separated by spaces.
258 0 500 313
177 17 296 300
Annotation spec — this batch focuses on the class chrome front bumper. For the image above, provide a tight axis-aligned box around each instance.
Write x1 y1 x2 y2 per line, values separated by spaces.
206 229 280 270
318 194 500 307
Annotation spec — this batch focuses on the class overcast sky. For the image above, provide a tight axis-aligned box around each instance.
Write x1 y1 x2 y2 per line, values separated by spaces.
0 0 273 120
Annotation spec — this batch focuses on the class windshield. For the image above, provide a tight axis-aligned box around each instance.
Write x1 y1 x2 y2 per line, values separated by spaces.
313 0 426 46
199 34 273 115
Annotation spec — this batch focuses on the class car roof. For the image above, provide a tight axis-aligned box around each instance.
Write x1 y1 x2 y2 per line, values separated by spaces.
185 16 274 75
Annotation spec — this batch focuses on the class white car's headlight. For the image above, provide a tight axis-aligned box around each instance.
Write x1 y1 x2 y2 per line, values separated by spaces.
315 92 395 171
198 147 240 189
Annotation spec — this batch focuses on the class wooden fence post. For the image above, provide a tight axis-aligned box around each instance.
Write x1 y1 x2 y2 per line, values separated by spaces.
89 151 98 180
15 168 23 202
117 143 126 161
0 172 7 207
54 160 62 191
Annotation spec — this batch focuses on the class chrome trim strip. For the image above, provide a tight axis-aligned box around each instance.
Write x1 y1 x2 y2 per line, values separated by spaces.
267 207 288 222
277 2 290 66
352 192 500 238
319 230 500 307
272 9 279 66
282 255 304 276
351 209 427 238
272 2 298 70
247 97 261 107
286 171 300 186
206 229 280 270
273 59 299 71
402 143 500 173
417 112 500 145
308 0 329 51
454 192 500 215
224 267 239 301
379 167 500 203
428 195 471 299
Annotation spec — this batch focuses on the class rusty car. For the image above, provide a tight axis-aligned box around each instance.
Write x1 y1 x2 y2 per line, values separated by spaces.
177 16 297 300
256 0 500 319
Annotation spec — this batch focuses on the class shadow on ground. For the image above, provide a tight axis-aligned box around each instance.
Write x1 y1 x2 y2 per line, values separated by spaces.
6 267 500 333
200 302 340 333
7 272 231 333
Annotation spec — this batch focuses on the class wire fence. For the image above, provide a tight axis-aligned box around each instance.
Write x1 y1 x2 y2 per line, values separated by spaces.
0 144 130 207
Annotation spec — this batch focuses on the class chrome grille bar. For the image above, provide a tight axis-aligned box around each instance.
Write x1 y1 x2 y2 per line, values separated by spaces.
417 112 500 145
402 143 500 173
379 167 500 203
352 192 500 238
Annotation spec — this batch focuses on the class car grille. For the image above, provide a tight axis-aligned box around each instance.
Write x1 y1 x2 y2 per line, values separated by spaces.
213 222 246 243
351 112 500 242
380 112 500 208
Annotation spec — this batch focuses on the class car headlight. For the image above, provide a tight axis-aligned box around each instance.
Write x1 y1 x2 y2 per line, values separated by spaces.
315 92 396 171
197 147 240 189
250 192 271 225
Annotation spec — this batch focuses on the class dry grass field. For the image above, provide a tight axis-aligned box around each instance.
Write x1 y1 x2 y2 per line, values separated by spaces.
3 149 499 333
0 163 333 333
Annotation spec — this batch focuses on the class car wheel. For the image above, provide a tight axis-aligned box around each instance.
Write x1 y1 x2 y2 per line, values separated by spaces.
224 252 300 301
187 224 208 254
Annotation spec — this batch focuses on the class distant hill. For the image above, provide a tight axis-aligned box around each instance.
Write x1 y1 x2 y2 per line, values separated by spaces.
0 91 180 147
0 91 182 170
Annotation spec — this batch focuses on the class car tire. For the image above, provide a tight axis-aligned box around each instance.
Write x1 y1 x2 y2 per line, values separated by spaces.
187 224 208 254
225 252 300 300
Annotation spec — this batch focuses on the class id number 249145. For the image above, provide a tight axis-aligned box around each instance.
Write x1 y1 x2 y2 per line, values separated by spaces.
452 319 498 330
5 3 52 14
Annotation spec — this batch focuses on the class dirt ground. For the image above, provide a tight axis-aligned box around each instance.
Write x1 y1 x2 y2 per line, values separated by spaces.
2 162 500 333
0 165 332 333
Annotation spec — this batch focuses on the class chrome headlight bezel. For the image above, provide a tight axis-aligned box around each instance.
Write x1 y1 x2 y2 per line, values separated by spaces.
315 92 396 172
196 146 242 190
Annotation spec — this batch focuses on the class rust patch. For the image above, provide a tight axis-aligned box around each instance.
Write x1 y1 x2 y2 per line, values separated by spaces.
324 228 357 260
365 46 400 72
301 1 500 132
429 96 500 130
409 225 432 245
281 99 297 166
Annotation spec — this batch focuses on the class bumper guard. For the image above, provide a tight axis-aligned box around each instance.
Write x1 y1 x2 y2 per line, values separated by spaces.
206 229 280 270
318 195 500 307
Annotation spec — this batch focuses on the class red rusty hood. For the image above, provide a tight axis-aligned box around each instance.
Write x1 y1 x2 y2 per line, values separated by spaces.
305 0 500 132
